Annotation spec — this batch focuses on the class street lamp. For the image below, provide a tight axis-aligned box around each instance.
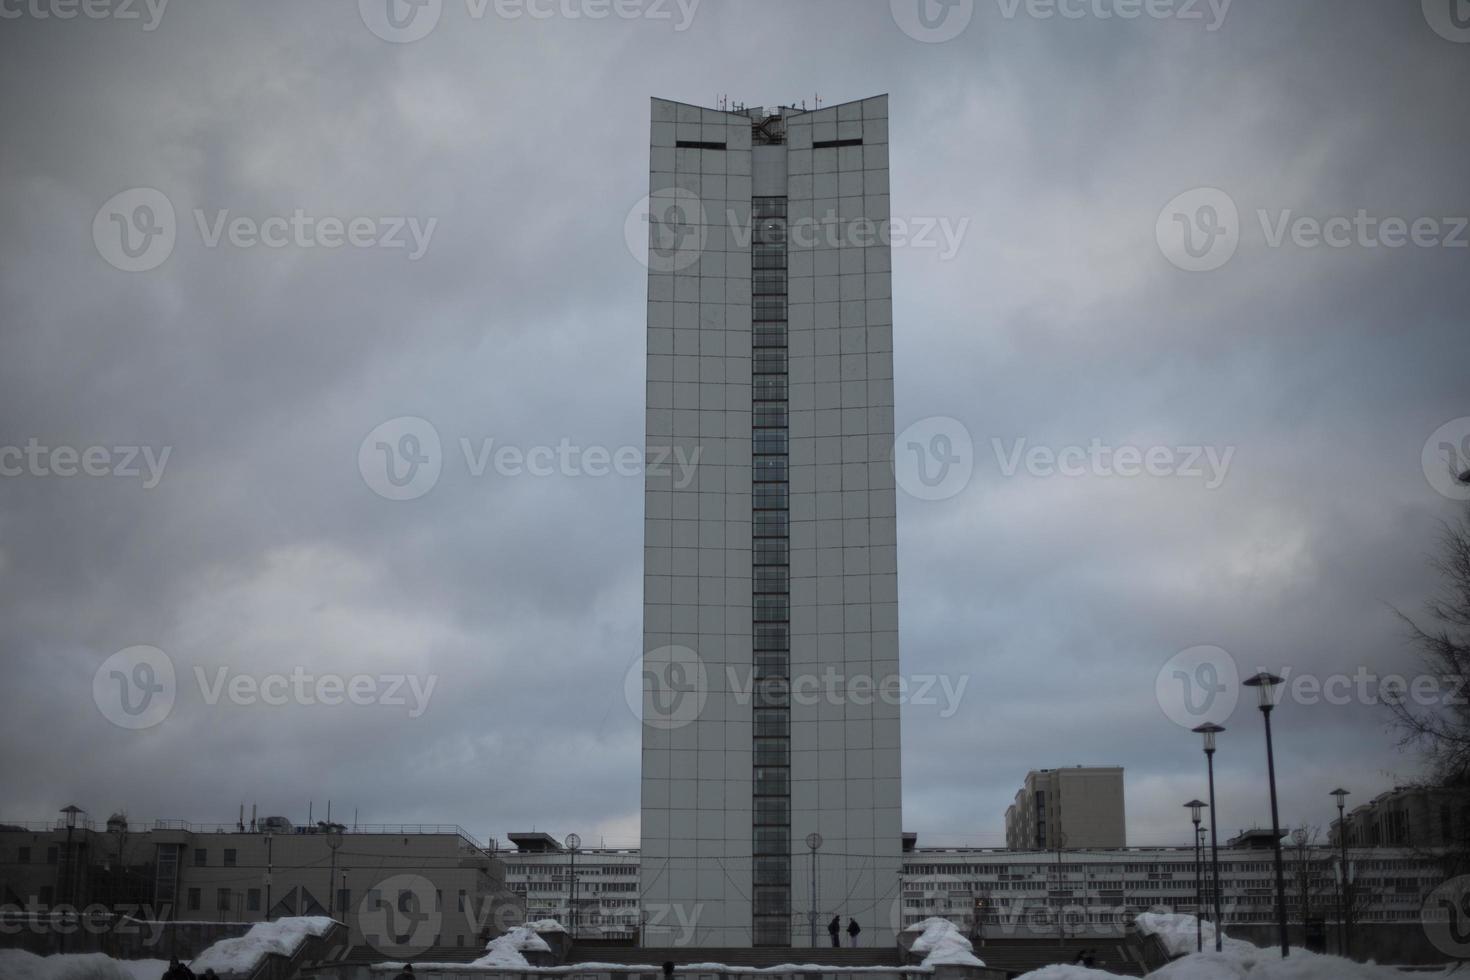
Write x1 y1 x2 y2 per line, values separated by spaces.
806 832 823 948
1184 800 1207 953
1192 723 1226 953
326 827 344 918
59 805 83 954
565 834 581 941
1243 671 1290 958
1331 788 1351 959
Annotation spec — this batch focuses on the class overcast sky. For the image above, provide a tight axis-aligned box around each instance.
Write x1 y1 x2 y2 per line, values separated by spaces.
1 0 1468 853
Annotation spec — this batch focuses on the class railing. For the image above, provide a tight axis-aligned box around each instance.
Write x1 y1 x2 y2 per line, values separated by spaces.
146 820 484 845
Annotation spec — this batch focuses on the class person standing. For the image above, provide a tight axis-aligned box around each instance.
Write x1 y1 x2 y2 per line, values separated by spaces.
828 915 841 948
846 918 861 948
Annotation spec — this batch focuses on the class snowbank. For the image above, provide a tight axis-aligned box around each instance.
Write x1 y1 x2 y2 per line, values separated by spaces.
903 916 987 968
1009 967 1129 979
1148 945 1457 979
1135 912 1255 958
527 918 567 933
189 916 336 975
0 950 167 980
467 924 555 967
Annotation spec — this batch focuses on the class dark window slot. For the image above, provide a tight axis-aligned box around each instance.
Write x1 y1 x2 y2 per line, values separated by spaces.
813 138 864 148
675 140 727 150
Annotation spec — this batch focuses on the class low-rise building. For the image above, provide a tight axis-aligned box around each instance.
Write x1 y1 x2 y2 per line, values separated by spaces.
502 833 641 941
0 813 523 954
1330 785 1464 849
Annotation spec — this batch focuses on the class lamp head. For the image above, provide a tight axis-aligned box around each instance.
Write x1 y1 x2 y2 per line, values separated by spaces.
1192 722 1225 753
1243 672 1285 711
1183 799 1207 825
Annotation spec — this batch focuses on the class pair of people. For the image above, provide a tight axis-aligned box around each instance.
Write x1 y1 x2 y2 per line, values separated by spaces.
826 915 862 948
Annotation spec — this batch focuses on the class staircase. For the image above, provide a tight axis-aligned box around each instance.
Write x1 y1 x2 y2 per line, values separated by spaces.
567 946 903 968
968 938 1146 977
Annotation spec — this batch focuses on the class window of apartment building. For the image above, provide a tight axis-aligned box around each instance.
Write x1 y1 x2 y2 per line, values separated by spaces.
217 889 231 912
187 888 201 911
223 849 237 867
17 846 30 864
194 848 207 867
247 889 261 912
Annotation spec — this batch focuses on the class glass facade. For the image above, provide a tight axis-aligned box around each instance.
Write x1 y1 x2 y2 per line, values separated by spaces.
751 193 790 947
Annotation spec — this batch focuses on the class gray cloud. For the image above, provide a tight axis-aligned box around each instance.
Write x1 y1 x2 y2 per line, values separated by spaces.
0 0 1467 854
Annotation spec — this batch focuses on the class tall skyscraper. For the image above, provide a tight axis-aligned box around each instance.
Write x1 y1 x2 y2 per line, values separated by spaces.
640 96 901 949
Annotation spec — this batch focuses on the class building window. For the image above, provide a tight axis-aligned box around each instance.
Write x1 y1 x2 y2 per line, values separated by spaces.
223 849 237 867
17 847 30 864
217 889 231 912
247 889 261 912
187 888 201 911
194 848 208 867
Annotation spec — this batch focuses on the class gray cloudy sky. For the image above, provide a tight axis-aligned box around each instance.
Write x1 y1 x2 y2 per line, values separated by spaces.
1 0 1468 852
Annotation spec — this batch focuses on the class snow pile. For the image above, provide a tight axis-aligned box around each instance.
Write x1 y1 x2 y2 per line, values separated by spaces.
1011 967 1128 979
467 924 554 968
1135 912 1255 958
527 918 567 933
189 916 336 975
904 916 987 968
0 950 167 980
1148 945 1454 980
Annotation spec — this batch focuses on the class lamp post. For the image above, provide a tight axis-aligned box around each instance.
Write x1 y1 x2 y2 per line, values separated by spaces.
1244 672 1290 958
806 833 823 948
1331 789 1350 959
1192 723 1226 952
1184 800 1207 953
59 805 82 954
326 827 344 918
565 834 581 941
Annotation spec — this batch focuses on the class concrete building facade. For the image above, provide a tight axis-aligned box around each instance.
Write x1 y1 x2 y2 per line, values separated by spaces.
1004 768 1126 851
0 816 522 956
1330 785 1465 849
640 96 902 949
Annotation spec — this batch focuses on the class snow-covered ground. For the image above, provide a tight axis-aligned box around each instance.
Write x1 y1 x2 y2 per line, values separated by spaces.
188 915 336 975
0 949 167 980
